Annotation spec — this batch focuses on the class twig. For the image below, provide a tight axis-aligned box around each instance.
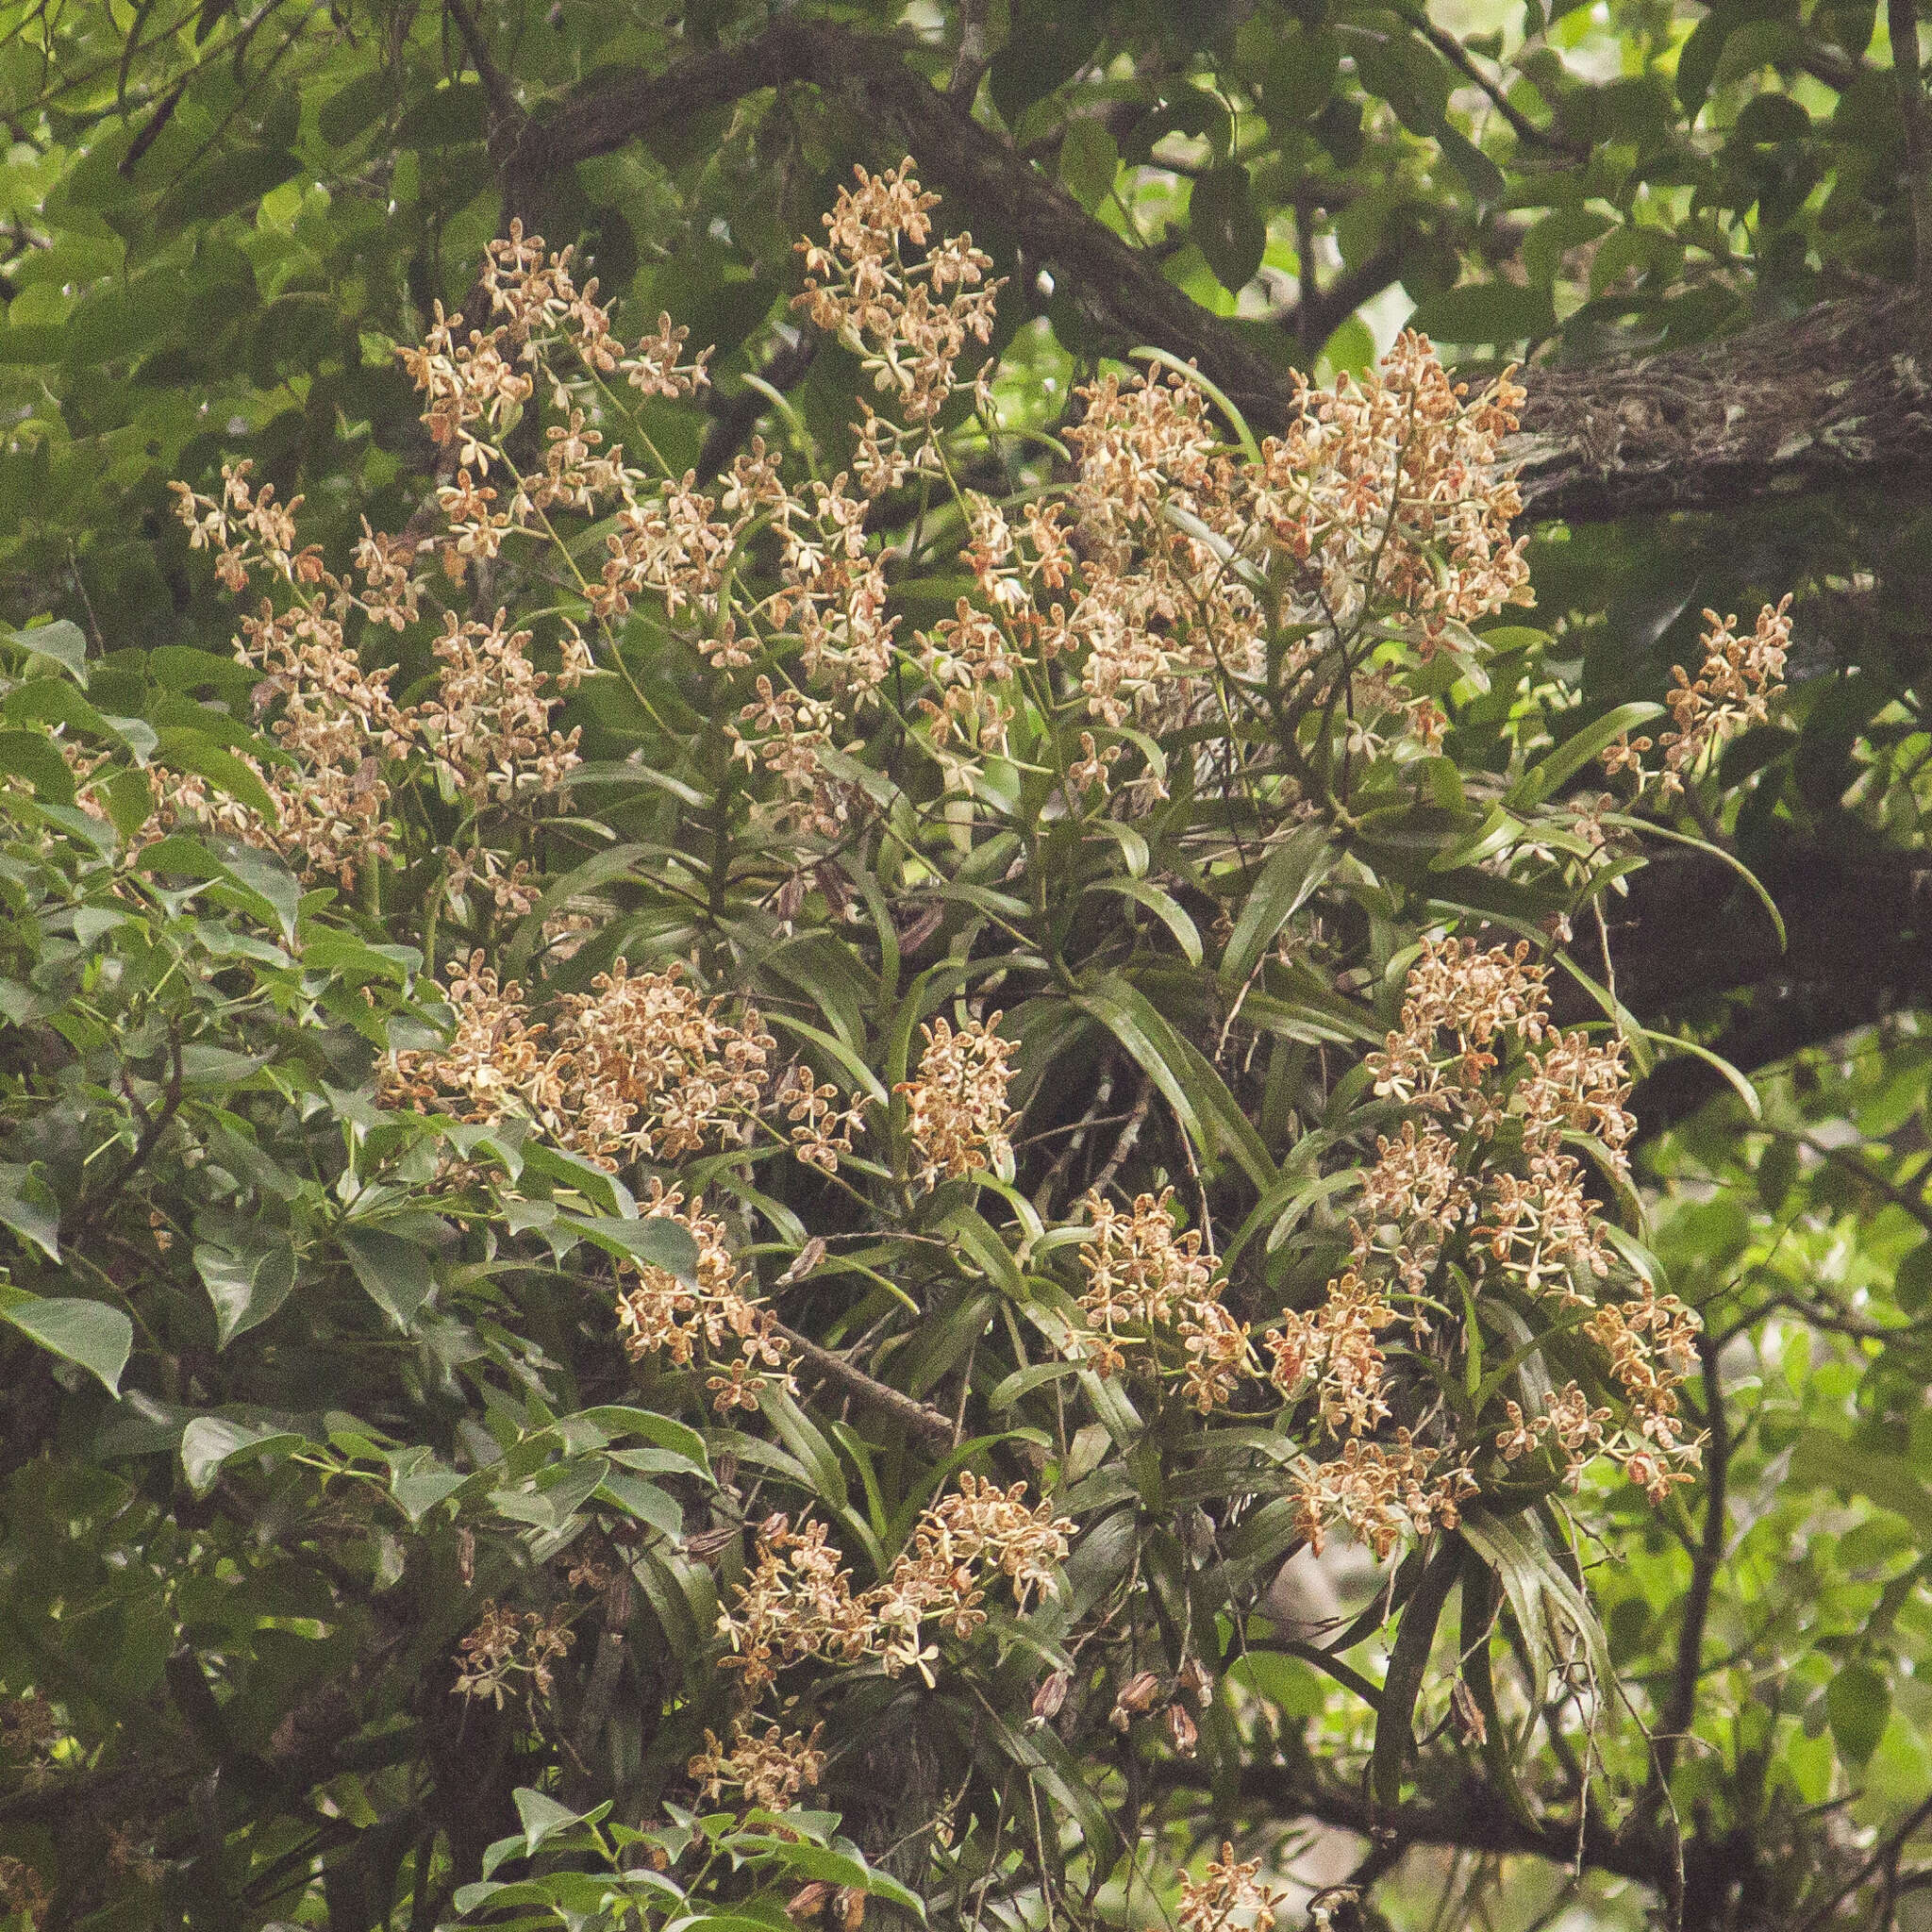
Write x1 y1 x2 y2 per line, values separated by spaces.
772 1323 957 1449
1650 1334 1727 1793
948 0 992 104
1799 1790 1932 1930
1032 1070 1115 1204
1789 1125 1932 1235
952 1330 977 1448
68 543 105 654
1752 1286 1932 1342
1294 200 1317 354
67 1024 184 1247
1087 1077 1152 1201
1401 8 1587 157
444 0 517 133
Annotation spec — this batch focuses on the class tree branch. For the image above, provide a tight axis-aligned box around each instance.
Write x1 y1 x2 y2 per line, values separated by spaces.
497 19 1932 530
65 1024 183 1248
524 22 1932 531
1800 1790 1932 1930
1399 8 1587 158
1605 843 1932 1131
1160 1757 1671 1890
506 21 1296 425
1509 285 1932 522
444 0 516 135
772 1322 958 1449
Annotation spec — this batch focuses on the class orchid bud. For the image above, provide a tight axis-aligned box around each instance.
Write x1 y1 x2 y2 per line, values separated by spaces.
1177 1656 1213 1707
1031 1669 1072 1723
1110 1669 1161 1728
1166 1702 1199 1757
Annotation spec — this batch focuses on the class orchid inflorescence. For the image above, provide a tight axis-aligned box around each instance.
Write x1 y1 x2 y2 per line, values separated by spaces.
130 157 1782 1866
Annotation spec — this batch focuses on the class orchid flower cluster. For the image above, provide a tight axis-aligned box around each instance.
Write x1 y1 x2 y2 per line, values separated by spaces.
694 1478 1073 1809
1603 595 1793 794
1060 938 1701 1557
161 161 1703 1562
1279 934 1704 1530
162 464 590 911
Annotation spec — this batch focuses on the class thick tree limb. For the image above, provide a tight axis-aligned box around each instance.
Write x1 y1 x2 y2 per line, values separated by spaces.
1511 288 1932 522
1608 843 1932 1129
1149 1757 1672 1890
1192 1760 1843 1927
504 21 1350 421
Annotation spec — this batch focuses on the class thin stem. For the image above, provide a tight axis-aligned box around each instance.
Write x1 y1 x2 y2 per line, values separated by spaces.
1891 0 1932 289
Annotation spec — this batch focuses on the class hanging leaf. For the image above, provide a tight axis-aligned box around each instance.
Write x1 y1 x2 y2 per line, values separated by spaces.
0 1287 132 1396
1190 165 1268 292
180 1416 306 1493
0 1163 60 1261
339 1224 437 1330
7 620 89 687
194 1227 299 1347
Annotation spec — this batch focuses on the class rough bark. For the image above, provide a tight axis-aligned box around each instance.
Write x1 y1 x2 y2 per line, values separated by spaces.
1512 288 1932 522
1611 842 1932 1129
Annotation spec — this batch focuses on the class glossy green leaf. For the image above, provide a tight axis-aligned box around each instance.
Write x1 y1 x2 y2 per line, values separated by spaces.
339 1224 436 1330
0 1287 130 1395
0 1163 60 1261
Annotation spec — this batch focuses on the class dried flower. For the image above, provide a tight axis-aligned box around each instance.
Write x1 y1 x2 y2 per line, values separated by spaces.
551 960 775 1166
1166 1702 1200 1757
779 1065 862 1174
1031 1669 1073 1723
717 1514 874 1697
1265 1269 1396 1436
716 1477 1069 1707
452 1600 575 1707
378 951 564 1124
793 158 1000 431
1111 1670 1162 1730
411 608 589 806
382 957 774 1171
688 1723 826 1810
